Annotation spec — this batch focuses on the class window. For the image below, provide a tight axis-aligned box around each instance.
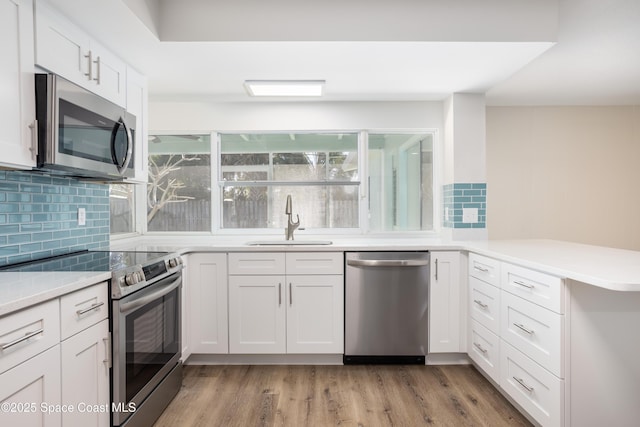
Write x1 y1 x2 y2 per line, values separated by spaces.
147 134 211 232
110 184 136 234
220 133 359 230
368 133 434 231
137 130 437 234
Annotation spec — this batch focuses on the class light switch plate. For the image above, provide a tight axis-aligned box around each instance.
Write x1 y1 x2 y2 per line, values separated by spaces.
462 207 478 223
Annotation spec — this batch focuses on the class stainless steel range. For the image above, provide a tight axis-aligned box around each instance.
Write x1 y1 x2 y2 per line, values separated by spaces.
0 250 184 427
109 251 183 427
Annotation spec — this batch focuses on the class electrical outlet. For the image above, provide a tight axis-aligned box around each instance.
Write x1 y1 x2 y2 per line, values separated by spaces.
78 208 86 226
462 207 478 223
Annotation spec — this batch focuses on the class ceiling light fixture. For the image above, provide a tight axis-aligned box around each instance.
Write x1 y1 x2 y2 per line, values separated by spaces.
244 80 325 97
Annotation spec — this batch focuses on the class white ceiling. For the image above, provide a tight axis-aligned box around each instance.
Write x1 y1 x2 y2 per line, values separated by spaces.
46 0 640 105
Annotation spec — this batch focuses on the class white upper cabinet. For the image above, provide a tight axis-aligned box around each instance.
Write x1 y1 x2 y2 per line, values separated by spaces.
34 1 126 107
125 67 149 183
0 0 37 169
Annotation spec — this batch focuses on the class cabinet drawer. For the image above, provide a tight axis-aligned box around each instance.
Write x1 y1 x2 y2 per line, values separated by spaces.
0 299 60 374
229 252 286 275
501 262 565 313
501 291 563 377
285 252 343 275
500 341 563 427
469 253 500 287
60 282 108 340
468 320 499 384
469 276 500 334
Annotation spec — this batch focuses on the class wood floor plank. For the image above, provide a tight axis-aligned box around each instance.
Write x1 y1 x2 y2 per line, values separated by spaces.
153 364 532 427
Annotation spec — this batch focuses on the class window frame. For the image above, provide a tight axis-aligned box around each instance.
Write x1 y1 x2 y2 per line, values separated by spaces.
130 129 441 236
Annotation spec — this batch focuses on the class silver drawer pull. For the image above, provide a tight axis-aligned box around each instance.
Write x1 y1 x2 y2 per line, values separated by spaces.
473 299 488 309
513 280 534 289
474 265 490 273
1 328 44 351
76 302 105 316
473 342 487 354
513 376 534 392
513 322 535 335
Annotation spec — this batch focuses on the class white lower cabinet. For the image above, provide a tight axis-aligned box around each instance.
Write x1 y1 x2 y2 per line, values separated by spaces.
468 319 500 383
60 319 110 427
468 253 566 426
500 341 563 427
429 251 463 353
0 280 109 427
286 275 344 354
0 345 62 427
229 275 286 354
188 253 229 354
228 252 344 355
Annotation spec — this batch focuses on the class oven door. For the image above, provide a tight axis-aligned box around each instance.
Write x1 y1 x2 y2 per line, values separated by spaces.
111 272 181 426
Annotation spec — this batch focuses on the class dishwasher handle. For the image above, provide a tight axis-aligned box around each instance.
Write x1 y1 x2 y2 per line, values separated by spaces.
347 259 429 267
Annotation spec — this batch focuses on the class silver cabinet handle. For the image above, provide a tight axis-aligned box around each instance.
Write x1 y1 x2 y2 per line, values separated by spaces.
434 258 439 281
513 279 534 289
474 265 489 273
347 259 429 267
1 328 44 351
473 342 487 354
473 299 488 309
28 119 38 158
84 50 93 80
103 333 111 368
93 56 101 84
278 283 282 306
513 376 534 392
76 301 104 316
289 283 292 306
513 323 535 335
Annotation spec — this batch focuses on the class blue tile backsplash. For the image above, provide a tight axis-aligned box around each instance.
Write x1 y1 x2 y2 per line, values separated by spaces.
0 171 109 266
443 183 487 229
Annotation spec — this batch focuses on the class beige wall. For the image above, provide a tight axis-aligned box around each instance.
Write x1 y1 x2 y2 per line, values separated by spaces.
487 106 640 250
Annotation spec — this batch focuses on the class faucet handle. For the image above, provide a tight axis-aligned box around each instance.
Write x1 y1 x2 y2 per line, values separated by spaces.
285 195 292 215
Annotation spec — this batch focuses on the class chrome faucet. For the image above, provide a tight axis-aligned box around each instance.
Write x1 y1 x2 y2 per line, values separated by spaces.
285 194 300 240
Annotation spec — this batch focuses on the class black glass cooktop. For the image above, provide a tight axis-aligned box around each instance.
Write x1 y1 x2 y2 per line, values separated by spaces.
0 250 171 273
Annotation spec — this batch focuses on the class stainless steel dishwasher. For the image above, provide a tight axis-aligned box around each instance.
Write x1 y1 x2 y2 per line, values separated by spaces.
344 251 429 364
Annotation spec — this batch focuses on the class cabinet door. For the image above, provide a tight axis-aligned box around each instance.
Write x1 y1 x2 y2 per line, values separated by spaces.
125 67 149 183
286 275 344 354
188 253 228 354
0 345 62 427
0 0 36 169
61 319 110 427
429 251 462 353
35 1 90 85
88 40 126 107
229 275 286 354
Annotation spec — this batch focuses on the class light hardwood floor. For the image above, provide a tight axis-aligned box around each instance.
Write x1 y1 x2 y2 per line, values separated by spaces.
154 364 532 427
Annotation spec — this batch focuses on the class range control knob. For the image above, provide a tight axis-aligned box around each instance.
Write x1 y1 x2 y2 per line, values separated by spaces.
124 271 144 286
168 257 182 268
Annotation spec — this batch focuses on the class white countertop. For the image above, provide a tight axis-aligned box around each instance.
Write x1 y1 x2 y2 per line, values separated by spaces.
0 271 111 317
2 237 639 318
463 239 640 292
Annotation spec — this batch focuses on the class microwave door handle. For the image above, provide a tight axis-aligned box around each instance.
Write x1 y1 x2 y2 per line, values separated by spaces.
113 117 133 173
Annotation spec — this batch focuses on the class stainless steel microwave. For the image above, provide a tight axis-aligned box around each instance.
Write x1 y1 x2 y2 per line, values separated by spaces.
34 74 136 180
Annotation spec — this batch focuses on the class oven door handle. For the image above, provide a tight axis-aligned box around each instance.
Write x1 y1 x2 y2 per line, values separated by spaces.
119 274 182 314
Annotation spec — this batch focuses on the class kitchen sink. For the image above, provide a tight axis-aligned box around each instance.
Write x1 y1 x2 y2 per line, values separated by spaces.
245 240 333 246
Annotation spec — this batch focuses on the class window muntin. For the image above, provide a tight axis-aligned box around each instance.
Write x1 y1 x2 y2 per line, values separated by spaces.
220 133 359 229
